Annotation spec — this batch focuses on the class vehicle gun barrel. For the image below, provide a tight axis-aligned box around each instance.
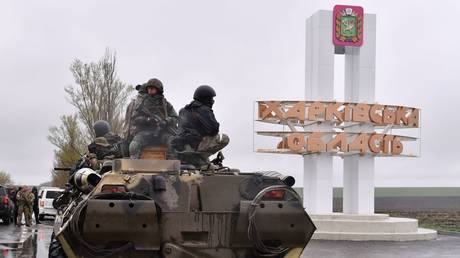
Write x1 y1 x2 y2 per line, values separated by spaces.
54 167 71 171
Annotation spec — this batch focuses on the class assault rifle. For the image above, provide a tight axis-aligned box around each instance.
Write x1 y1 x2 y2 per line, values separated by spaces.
149 113 179 136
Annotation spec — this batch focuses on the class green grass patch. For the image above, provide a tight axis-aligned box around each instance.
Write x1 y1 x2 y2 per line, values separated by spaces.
420 223 460 233
333 187 460 198
389 211 460 233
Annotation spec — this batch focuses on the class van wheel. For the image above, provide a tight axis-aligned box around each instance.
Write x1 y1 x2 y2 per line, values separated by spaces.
49 233 67 258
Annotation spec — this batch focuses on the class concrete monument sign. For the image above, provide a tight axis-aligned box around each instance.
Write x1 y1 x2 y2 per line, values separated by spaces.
256 101 419 156
253 6 436 241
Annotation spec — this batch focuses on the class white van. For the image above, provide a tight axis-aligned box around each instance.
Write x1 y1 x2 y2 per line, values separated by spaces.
38 187 64 220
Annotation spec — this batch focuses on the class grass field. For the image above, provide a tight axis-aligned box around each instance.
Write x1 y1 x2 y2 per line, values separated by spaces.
389 211 460 233
295 187 460 233
294 187 460 198
333 187 460 198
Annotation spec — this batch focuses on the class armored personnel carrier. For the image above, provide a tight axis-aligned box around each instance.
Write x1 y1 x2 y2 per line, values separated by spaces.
49 151 316 258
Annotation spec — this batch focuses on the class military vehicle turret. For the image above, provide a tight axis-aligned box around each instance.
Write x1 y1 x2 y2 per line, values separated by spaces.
49 151 316 258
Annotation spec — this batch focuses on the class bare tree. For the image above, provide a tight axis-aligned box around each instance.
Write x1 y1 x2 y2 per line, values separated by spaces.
51 169 69 188
48 115 86 188
0 171 13 185
65 48 133 141
48 49 133 186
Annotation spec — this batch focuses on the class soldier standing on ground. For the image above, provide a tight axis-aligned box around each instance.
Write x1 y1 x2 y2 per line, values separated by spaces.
32 187 40 224
12 186 21 226
173 85 229 168
127 78 178 159
16 186 34 227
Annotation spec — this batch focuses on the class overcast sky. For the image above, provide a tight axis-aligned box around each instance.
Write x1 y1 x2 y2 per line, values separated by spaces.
0 0 459 187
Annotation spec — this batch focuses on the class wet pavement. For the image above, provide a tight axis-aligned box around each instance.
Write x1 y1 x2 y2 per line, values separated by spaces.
0 219 53 258
0 219 459 258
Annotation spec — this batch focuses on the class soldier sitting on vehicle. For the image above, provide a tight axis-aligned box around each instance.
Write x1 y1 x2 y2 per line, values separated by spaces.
84 120 125 173
172 85 229 169
88 120 123 160
123 84 147 143
65 120 122 181
127 78 179 159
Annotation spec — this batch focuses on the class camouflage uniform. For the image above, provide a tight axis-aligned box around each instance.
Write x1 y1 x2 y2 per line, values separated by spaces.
123 84 147 141
16 188 34 227
173 100 229 167
67 121 123 183
87 132 123 160
128 80 178 159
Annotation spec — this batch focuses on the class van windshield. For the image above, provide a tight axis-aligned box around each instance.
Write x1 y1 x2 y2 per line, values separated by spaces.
45 190 62 199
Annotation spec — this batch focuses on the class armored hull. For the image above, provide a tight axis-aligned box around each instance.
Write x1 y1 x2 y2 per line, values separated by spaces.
51 159 316 258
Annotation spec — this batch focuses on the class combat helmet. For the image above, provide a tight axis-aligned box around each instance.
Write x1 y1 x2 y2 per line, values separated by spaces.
194 85 216 106
145 78 164 94
93 120 111 138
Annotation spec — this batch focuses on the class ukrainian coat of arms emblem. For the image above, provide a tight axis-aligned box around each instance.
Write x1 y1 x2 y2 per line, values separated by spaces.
333 5 363 47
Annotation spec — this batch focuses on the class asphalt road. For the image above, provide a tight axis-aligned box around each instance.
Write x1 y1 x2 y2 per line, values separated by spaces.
302 235 460 258
0 219 459 258
0 219 53 258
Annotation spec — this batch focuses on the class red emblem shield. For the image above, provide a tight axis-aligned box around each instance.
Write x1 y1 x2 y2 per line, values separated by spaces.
333 5 364 47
